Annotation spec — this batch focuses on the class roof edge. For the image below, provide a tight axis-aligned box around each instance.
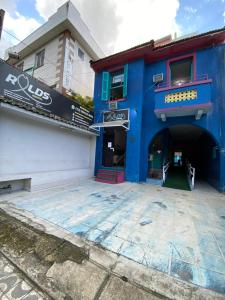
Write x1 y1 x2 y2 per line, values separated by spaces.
91 27 225 72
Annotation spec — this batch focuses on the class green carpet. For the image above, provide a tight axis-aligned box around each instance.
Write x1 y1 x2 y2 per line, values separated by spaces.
163 167 191 191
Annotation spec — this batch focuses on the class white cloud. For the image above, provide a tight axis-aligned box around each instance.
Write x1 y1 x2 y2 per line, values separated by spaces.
34 0 181 55
35 0 66 20
184 6 197 14
0 0 17 12
114 0 181 53
0 0 181 58
4 11 41 41
0 1 41 58
223 11 225 22
0 32 13 59
35 0 121 54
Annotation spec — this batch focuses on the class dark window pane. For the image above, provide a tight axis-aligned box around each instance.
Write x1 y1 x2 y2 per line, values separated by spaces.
78 48 84 60
110 69 124 100
35 49 45 68
170 57 193 86
110 86 123 100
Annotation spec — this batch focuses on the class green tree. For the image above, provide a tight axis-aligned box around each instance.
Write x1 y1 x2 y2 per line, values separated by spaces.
66 91 93 111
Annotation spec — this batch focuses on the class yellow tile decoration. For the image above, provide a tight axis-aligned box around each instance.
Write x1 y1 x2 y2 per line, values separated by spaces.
165 90 197 103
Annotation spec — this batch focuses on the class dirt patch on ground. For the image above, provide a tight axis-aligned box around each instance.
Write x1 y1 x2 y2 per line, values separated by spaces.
0 209 90 299
0 209 88 264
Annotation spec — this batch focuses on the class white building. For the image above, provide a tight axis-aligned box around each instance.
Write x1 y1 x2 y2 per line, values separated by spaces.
5 1 104 97
0 100 96 192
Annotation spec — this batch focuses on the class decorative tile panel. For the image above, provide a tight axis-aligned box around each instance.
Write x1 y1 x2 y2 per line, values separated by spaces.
165 90 197 103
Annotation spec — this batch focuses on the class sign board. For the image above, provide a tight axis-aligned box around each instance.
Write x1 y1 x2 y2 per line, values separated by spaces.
103 109 129 123
0 59 93 131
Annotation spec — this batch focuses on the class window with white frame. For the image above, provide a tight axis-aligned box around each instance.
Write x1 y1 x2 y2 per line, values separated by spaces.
35 49 45 68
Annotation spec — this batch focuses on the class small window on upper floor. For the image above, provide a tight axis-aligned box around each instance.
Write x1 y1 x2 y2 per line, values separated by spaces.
101 64 128 101
78 48 84 60
35 49 45 68
170 57 193 86
110 69 124 100
17 62 24 71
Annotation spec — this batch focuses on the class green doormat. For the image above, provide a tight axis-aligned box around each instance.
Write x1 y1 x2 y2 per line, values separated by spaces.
163 167 191 191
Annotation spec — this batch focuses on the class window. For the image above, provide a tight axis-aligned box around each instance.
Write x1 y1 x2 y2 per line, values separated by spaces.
24 67 34 76
78 48 84 60
101 64 128 101
35 49 45 68
170 57 193 86
17 62 24 71
110 69 124 100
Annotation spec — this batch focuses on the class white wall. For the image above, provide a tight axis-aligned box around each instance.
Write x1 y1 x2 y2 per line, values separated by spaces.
0 107 96 191
69 40 95 97
15 37 59 87
15 36 95 97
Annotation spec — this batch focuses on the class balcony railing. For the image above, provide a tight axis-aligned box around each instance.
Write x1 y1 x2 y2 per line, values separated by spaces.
154 74 212 121
155 74 211 91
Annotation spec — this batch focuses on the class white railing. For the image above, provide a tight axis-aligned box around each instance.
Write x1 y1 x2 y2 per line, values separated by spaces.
163 162 170 183
187 163 195 190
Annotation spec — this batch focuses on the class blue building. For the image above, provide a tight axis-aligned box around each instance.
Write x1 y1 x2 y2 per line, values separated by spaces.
90 28 225 192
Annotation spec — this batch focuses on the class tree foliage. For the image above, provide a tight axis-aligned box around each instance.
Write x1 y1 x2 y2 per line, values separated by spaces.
66 91 93 111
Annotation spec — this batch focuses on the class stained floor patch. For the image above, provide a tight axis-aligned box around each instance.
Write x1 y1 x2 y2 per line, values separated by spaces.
1 180 225 295
140 220 152 226
152 201 167 209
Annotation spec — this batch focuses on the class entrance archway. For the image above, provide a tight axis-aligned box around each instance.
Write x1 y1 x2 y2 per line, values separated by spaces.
148 125 220 190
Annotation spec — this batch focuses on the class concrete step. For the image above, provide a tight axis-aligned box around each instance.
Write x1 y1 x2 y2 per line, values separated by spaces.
96 169 125 184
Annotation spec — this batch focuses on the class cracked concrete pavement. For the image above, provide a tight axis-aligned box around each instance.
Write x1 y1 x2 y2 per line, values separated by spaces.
0 209 168 300
0 203 224 300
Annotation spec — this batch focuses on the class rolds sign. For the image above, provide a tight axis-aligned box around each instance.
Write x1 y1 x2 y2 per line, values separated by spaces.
5 73 52 105
0 59 93 130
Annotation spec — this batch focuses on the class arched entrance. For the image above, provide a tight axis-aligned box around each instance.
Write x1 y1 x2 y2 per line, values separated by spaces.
148 125 220 190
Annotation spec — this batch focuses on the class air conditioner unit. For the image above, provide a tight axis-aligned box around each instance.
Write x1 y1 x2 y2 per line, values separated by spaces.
109 101 117 110
153 73 163 83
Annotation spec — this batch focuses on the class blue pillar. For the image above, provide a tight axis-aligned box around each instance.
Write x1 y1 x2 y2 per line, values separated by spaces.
125 59 145 182
95 129 103 175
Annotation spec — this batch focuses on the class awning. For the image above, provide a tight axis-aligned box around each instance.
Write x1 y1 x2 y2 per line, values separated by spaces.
89 120 129 130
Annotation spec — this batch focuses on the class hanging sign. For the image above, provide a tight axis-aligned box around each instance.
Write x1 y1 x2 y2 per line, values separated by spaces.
103 109 129 123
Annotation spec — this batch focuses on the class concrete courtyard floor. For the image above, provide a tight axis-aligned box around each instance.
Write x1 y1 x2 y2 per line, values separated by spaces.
1 180 225 295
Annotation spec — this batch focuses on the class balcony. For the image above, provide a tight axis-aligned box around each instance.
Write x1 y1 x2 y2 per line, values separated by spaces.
154 75 212 121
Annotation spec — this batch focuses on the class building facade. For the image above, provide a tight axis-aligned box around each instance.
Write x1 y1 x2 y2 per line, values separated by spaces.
6 1 104 97
91 28 225 192
0 59 96 192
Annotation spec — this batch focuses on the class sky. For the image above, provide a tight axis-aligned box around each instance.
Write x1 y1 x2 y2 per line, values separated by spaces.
0 0 225 58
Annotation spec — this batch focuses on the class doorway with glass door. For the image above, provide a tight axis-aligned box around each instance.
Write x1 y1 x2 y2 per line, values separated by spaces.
102 127 127 168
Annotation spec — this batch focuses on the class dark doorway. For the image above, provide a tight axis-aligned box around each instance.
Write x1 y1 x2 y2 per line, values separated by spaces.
102 127 127 168
148 125 220 190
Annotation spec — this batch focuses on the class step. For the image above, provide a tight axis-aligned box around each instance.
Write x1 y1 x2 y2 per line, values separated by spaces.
95 178 117 184
97 170 124 175
96 169 125 184
96 175 117 181
97 171 118 176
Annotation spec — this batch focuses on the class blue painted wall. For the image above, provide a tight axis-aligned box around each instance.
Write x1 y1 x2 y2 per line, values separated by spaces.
93 44 225 192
